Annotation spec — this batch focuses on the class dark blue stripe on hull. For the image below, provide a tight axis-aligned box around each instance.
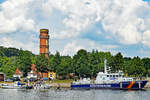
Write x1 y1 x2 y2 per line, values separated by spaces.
71 81 148 90
71 84 90 89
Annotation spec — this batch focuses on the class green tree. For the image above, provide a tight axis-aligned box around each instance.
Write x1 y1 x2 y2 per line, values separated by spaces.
50 52 61 72
109 52 124 72
123 57 132 76
73 49 90 77
127 57 145 77
98 51 112 72
0 46 36 78
0 56 17 78
35 54 49 73
0 46 20 57
88 50 101 77
18 50 32 77
142 58 150 76
0 50 5 57
56 56 73 79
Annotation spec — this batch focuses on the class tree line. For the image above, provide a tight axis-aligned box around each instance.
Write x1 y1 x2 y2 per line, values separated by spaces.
0 46 150 79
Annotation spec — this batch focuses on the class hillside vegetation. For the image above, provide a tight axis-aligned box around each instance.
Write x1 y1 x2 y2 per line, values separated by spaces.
0 46 150 79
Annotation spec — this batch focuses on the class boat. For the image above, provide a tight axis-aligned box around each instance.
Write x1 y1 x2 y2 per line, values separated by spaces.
1 82 25 89
71 60 148 90
34 84 51 89
1 81 33 89
34 81 51 89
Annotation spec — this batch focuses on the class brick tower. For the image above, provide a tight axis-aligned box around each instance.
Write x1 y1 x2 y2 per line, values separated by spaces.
40 29 49 58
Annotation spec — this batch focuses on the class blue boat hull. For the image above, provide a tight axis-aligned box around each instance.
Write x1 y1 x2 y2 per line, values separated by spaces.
71 80 147 90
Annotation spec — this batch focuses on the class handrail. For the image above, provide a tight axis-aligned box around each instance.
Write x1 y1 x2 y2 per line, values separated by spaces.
39 35 49 39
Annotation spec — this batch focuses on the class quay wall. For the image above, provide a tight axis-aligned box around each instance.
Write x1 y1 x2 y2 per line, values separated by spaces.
50 82 150 88
1 81 150 88
51 83 70 88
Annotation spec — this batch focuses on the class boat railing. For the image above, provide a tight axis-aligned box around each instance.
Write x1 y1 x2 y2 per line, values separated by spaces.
134 77 147 81
72 78 91 84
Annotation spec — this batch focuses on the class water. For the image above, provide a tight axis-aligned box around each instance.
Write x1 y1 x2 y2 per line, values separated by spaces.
0 88 150 100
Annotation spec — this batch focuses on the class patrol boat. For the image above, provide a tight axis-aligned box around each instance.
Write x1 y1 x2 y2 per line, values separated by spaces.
71 60 147 90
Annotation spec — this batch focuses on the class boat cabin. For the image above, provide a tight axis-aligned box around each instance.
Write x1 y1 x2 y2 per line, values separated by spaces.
95 70 133 84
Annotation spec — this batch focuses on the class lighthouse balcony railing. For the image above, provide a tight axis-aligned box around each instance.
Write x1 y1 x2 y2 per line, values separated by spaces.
40 45 49 48
39 35 49 39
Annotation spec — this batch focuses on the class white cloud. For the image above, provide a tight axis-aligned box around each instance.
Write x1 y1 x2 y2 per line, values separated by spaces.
1 0 150 56
45 0 150 46
142 30 150 47
0 0 37 34
101 0 149 45
52 29 80 39
61 39 119 56
62 41 85 56
0 37 39 54
1 0 150 45
44 0 100 39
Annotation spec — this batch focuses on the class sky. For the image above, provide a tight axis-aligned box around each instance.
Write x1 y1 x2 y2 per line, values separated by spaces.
0 0 150 57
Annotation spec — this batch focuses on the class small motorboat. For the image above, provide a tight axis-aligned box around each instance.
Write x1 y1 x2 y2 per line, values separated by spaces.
34 82 51 89
1 81 33 89
1 82 24 89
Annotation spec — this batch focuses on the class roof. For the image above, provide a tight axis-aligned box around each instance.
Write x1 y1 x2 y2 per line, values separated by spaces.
31 64 37 71
40 29 49 32
14 68 22 75
31 64 37 75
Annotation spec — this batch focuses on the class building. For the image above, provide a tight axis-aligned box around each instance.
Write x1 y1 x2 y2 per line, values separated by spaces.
48 72 56 80
13 68 22 79
27 64 37 79
39 29 50 78
0 72 5 81
40 29 49 59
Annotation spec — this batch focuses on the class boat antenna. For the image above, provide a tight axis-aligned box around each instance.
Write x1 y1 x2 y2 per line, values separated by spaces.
104 59 107 74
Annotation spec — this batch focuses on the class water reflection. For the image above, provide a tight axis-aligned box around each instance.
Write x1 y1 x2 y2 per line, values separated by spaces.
0 88 150 100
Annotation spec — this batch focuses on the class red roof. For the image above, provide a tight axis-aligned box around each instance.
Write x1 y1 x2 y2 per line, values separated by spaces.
14 68 22 75
31 64 37 75
31 64 37 71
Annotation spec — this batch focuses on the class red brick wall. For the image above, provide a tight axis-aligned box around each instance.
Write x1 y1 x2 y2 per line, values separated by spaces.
40 29 49 58
42 73 48 78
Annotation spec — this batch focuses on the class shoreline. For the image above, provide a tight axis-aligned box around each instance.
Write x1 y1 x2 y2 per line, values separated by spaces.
1 81 150 88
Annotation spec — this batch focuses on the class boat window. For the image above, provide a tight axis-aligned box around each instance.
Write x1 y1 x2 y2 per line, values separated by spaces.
119 75 122 77
107 75 109 77
110 75 112 77
116 75 118 77
113 75 115 77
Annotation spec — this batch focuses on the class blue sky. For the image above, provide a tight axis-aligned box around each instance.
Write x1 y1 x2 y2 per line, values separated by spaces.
0 0 150 57
144 0 150 1
0 0 5 4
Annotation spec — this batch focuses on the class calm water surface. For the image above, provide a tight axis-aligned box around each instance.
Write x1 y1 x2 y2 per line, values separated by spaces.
0 88 150 100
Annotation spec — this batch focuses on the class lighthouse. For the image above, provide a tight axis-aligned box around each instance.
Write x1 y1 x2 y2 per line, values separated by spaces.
39 29 49 59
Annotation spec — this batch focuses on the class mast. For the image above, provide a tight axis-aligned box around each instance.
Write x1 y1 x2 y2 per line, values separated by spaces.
104 59 107 74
